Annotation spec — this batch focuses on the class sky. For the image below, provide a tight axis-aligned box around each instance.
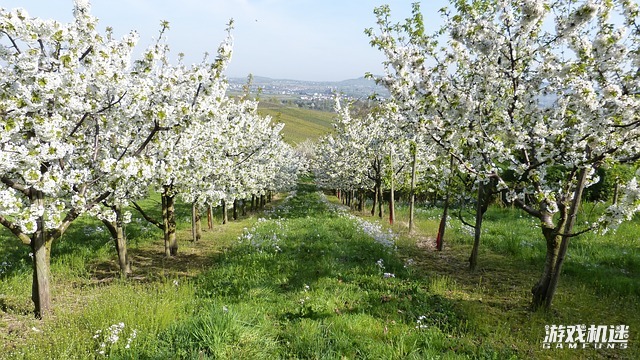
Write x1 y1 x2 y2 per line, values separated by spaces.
0 0 449 81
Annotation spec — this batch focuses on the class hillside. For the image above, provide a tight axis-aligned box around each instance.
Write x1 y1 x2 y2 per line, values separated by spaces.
258 101 335 145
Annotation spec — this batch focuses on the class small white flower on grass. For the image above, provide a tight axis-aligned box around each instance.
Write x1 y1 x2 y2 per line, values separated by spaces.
404 258 415 268
31 327 41 332
125 329 137 349
376 259 385 270
383 272 395 278
222 305 229 313
416 315 428 329
173 280 179 287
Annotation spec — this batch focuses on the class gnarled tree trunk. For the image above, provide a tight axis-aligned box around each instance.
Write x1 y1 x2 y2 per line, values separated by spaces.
162 186 178 256
102 205 131 276
531 216 562 309
31 190 51 319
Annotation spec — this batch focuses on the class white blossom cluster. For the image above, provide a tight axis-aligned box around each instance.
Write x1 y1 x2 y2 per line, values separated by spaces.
365 0 640 237
0 1 307 316
0 1 305 240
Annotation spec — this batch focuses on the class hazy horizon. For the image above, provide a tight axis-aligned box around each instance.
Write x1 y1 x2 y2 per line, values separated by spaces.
0 0 448 82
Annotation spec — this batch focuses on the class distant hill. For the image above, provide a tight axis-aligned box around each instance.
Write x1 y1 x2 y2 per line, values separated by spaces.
257 101 334 145
228 75 389 99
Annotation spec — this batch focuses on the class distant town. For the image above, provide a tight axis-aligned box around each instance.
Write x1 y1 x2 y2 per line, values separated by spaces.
227 76 389 106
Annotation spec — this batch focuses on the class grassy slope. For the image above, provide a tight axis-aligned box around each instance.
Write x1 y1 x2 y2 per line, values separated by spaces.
1 187 638 359
0 187 465 359
258 101 334 145
352 201 640 360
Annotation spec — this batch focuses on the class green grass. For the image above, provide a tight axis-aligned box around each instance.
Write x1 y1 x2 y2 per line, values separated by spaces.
350 200 640 359
1 188 638 359
258 102 334 144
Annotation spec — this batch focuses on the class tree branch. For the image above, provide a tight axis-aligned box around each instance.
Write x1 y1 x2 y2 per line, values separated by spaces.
131 201 164 230
79 46 93 62
0 215 31 245
0 30 21 54
1 177 30 196
514 197 542 219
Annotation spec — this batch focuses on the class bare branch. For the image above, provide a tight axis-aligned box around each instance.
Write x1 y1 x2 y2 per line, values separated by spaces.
0 30 21 54
131 201 164 230
514 197 543 219
0 214 31 245
78 46 93 62
1 177 30 196
69 113 91 138
37 38 46 57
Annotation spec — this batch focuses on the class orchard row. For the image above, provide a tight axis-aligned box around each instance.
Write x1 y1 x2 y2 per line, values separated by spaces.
311 0 640 311
0 1 305 318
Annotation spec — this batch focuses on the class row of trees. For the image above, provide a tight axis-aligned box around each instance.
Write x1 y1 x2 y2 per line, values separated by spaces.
313 0 640 310
0 1 304 318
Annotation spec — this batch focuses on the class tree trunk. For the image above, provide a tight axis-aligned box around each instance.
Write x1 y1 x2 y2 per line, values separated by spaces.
377 180 384 218
233 199 239 220
469 182 484 271
358 190 365 212
531 216 561 309
613 177 620 205
371 187 378 216
103 205 131 275
543 168 588 309
166 193 178 256
260 194 265 209
436 156 454 251
207 204 213 230
162 193 170 256
241 199 247 216
351 190 356 210
195 208 202 242
436 192 449 252
221 200 228 225
191 202 197 241
409 143 417 232
389 149 395 225
30 190 52 319
191 202 202 242
251 195 256 211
